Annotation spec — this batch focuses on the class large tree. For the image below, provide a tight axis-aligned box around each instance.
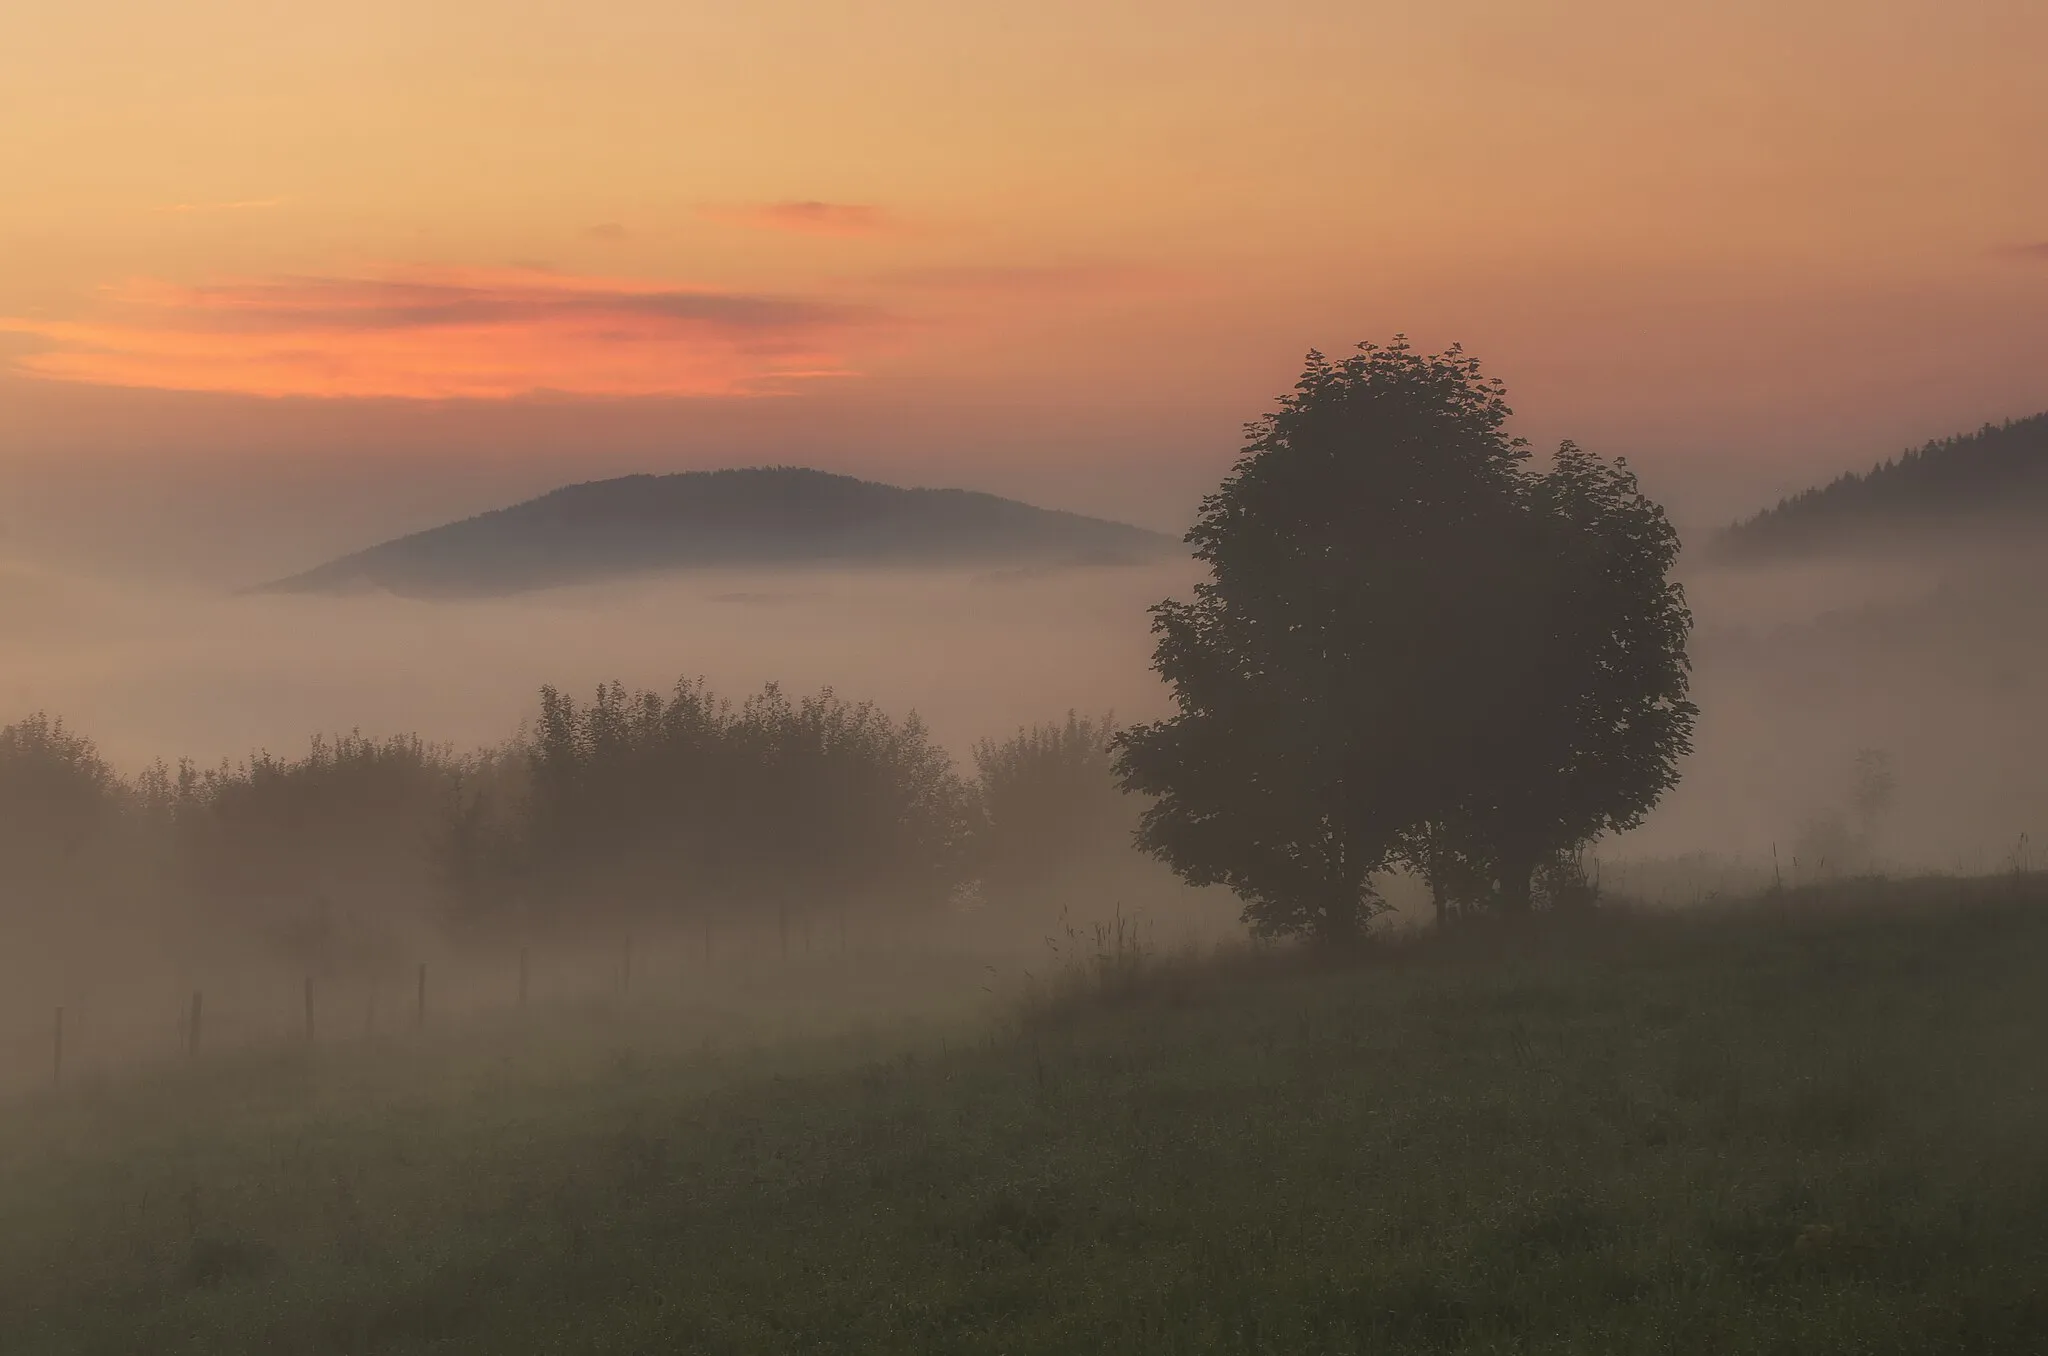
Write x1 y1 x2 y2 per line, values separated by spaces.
1424 442 1696 914
1114 340 1694 940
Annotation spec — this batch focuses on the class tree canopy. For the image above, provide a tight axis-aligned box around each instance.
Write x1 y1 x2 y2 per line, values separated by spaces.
0 713 120 901
1114 339 1695 940
973 712 1130 897
516 679 975 921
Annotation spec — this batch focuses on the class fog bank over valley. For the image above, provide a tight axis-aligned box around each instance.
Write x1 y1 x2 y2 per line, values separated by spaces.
4 528 2043 886
0 556 1193 774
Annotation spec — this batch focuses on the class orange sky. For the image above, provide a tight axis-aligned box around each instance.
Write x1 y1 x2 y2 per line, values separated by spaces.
2 0 2046 580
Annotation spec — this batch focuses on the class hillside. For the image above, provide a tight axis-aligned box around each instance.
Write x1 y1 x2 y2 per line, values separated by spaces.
1712 413 2048 561
259 467 1177 596
5 879 2048 1353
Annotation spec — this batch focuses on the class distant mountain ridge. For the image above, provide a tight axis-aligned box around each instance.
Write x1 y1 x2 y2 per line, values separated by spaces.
259 467 1178 597
1712 413 2048 562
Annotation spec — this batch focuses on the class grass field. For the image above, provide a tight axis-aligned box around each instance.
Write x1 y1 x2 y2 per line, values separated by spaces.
4 877 2048 1354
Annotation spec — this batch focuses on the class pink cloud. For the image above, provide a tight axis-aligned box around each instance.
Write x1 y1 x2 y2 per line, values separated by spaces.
0 268 874 400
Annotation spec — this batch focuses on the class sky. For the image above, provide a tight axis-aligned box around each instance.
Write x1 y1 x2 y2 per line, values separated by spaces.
3 0 2046 584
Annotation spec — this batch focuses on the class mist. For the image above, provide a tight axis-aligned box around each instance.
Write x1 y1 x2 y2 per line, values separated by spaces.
0 558 1191 772
8 421 2048 1356
1634 541 2048 881
0 554 1232 1091
10 526 2044 879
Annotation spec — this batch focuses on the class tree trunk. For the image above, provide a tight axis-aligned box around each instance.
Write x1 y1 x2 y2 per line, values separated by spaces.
1315 902 1361 948
1314 875 1367 948
1421 826 1450 928
1498 859 1536 915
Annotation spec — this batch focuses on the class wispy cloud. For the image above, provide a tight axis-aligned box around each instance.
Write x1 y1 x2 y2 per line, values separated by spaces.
0 268 874 400
155 199 284 214
700 201 892 238
585 222 630 242
1995 241 2048 262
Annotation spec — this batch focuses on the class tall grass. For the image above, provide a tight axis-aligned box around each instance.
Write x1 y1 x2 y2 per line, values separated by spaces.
6 873 2048 1353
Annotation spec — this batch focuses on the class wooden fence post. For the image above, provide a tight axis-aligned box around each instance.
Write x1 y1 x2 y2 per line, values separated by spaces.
52 1006 63 1089
304 976 316 1044
519 947 530 1009
188 991 203 1060
416 963 426 1031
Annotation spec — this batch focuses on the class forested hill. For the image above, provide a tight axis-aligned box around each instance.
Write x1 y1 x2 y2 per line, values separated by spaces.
1712 413 2048 561
260 467 1177 596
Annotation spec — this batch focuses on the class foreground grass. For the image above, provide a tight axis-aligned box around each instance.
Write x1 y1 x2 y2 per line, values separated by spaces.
5 878 2048 1354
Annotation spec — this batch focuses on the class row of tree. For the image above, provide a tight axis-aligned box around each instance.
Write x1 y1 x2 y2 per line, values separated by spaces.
0 697 1134 970
466 680 975 919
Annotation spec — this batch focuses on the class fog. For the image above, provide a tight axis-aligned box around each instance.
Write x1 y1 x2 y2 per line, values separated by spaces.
9 507 2048 1356
0 557 1194 771
5 532 2048 1095
0 554 1226 1095
1636 542 2048 878
7 540 2046 871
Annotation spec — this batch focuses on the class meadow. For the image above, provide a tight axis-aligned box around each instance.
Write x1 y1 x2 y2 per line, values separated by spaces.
4 875 2047 1354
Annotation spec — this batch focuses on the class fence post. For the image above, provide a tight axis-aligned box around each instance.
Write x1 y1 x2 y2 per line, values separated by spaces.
702 917 711 969
779 903 789 961
304 975 315 1044
622 933 633 998
52 1006 63 1089
188 991 203 1060
416 963 426 1031
519 948 530 1009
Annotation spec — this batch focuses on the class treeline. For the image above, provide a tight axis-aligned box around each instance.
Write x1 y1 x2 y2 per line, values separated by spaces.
0 692 1131 972
468 680 974 921
1713 412 2048 560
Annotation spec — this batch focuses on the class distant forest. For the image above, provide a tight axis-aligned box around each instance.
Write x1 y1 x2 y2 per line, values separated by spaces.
1713 413 2048 561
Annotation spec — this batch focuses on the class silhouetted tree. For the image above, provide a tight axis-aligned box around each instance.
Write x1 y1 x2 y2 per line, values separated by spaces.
1114 341 1533 941
973 712 1131 896
519 679 974 922
1427 442 1695 912
433 747 530 920
0 713 121 903
1115 339 1694 940
175 732 466 969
